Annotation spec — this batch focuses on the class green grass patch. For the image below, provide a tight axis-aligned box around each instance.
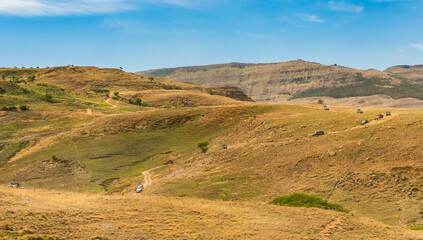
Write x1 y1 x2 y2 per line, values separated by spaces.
408 225 423 230
269 193 348 212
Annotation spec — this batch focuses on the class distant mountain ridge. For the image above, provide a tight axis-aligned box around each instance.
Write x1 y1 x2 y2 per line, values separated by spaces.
136 60 423 102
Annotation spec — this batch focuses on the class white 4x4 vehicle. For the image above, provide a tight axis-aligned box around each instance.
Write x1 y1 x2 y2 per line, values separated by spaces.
135 185 144 193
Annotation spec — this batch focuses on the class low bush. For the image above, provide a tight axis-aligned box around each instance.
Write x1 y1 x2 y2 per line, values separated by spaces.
197 140 209 153
269 193 348 212
409 225 423 230
0 87 5 94
19 105 29 111
112 96 118 100
36 83 64 91
1 105 18 111
27 75 35 82
45 93 53 102
218 188 232 201
92 89 109 94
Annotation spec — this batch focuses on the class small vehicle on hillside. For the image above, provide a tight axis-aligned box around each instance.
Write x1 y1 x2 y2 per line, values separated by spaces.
360 120 369 125
322 106 329 110
375 114 384 120
356 109 363 114
7 182 19 188
219 145 228 149
163 160 174 165
312 131 324 137
386 111 391 116
135 185 144 193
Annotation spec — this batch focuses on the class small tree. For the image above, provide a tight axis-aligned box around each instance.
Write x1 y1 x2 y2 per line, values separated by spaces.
136 98 142 106
114 92 119 96
112 96 118 100
317 99 324 104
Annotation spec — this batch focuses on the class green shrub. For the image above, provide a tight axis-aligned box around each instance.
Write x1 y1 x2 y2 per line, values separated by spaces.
128 98 148 107
45 93 53 102
163 105 170 108
148 77 154 81
2 106 18 111
409 225 423 230
19 105 29 111
114 92 119 96
197 140 209 153
0 87 5 94
36 83 64 91
27 75 35 82
317 99 324 104
112 96 118 100
269 193 348 212
92 89 109 94
218 188 232 201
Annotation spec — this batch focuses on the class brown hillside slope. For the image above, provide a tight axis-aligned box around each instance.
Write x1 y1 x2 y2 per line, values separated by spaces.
1 187 421 240
386 64 423 82
0 66 253 104
137 61 423 103
137 60 402 102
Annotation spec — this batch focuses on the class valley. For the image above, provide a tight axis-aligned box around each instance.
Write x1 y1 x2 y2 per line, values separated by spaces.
1 66 423 239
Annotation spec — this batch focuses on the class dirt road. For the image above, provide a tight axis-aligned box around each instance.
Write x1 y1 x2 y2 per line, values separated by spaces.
105 97 117 108
142 166 163 189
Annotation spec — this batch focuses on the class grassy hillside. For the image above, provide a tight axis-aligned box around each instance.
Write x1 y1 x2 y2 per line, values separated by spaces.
386 64 423 82
2 66 423 239
136 60 423 102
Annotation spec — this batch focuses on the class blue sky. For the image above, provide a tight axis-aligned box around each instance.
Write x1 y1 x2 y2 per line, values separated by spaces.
0 0 422 72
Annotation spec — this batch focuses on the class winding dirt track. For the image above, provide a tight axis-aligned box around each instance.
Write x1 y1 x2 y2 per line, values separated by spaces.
105 97 117 108
142 166 163 189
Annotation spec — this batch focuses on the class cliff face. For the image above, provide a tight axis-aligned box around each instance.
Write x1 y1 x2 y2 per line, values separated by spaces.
209 87 255 102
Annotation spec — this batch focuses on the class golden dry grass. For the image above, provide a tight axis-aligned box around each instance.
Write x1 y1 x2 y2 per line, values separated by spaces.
1 186 422 240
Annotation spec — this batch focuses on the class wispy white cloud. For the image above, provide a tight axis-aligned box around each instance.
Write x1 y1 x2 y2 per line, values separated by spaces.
296 13 324 23
409 43 423 50
328 1 364 13
0 0 133 17
0 0 210 17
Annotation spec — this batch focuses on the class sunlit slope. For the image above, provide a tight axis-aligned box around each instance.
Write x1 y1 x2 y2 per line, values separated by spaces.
2 187 422 240
137 60 423 102
3 102 423 228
